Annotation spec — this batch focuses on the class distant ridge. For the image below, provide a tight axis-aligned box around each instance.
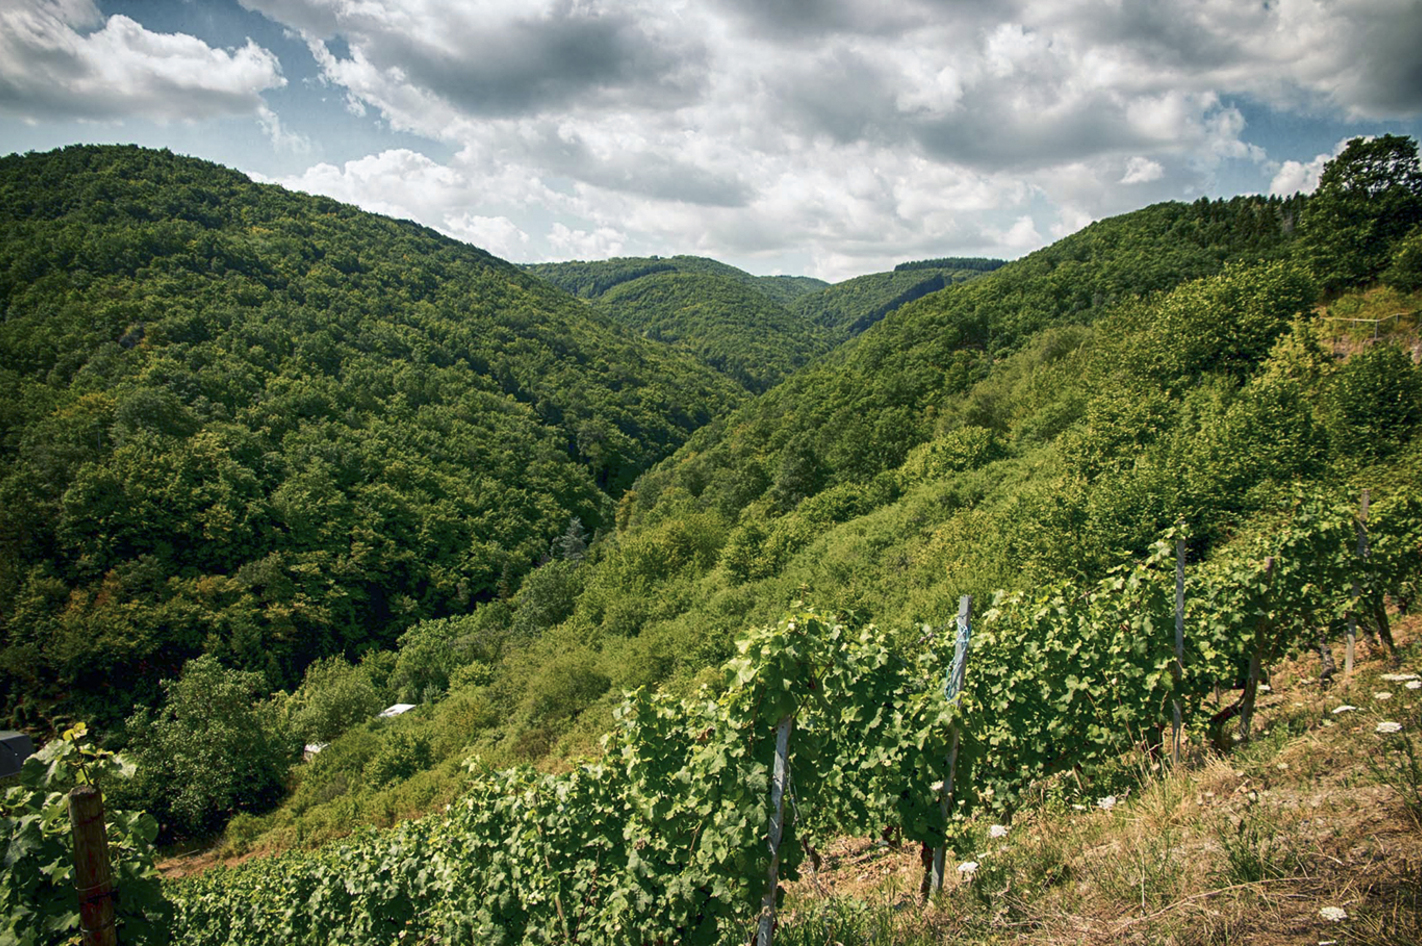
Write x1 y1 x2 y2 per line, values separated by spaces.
523 255 835 393
894 256 1007 273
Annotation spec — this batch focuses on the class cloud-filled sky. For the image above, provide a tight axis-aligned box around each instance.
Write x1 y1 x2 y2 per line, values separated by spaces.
2 0 1421 281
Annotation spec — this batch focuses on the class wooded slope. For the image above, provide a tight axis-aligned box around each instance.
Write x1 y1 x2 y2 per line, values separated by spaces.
0 145 743 722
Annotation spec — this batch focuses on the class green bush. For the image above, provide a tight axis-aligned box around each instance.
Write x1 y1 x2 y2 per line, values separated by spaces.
289 655 387 744
1384 225 1422 293
119 655 297 836
898 426 1007 485
1326 342 1422 465
364 730 433 789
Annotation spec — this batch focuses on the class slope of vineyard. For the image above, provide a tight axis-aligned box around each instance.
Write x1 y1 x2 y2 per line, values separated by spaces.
158 501 1421 944
776 624 1422 946
6 139 1422 946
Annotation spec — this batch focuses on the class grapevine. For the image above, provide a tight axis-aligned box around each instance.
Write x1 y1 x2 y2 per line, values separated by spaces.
164 485 1422 945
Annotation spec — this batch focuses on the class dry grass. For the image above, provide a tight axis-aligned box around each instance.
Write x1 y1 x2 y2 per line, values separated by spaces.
778 617 1422 945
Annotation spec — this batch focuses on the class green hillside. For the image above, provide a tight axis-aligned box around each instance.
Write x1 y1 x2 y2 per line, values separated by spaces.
0 145 744 727
788 262 1000 336
523 255 833 391
523 254 827 304
593 271 837 392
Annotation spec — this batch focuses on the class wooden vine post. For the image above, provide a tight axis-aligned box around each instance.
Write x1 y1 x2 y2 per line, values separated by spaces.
1345 488 1373 683
68 785 118 946
1171 535 1186 767
1238 557 1274 740
755 713 794 946
928 594 973 899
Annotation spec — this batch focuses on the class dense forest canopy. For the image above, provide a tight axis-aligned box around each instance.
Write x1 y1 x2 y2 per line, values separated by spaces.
893 257 1007 273
590 271 838 394
522 256 834 393
0 145 744 724
522 255 827 305
787 264 998 336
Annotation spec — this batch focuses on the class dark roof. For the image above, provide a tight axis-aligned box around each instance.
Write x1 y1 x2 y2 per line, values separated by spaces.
0 731 35 778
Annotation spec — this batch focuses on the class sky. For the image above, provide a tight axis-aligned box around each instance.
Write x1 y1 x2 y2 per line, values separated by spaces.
2 1 1421 282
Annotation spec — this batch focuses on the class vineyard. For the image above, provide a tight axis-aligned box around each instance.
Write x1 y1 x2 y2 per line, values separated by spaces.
154 487 1421 946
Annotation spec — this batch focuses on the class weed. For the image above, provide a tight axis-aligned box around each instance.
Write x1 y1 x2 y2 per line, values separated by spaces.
1211 797 1307 885
1368 723 1422 825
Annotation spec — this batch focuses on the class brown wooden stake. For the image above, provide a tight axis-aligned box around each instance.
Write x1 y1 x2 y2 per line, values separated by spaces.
68 785 118 946
1172 536 1186 766
756 714 793 946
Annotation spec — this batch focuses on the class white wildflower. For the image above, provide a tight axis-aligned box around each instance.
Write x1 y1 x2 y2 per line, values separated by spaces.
1071 804 1086 811
1331 705 1356 714
1318 906 1347 922
1097 795 1117 811
1376 721 1403 734
930 780 945 793
958 861 978 875
989 824 1008 838
1374 692 1393 701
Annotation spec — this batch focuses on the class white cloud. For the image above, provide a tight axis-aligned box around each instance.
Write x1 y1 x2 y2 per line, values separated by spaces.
1050 206 1097 240
256 106 311 154
993 215 1044 251
1121 156 1164 184
548 223 626 260
268 149 479 221
0 0 285 123
441 213 530 259
1269 138 1353 196
224 0 1422 277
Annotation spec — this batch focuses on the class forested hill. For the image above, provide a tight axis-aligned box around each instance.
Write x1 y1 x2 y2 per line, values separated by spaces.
787 259 1003 336
622 195 1309 533
0 144 744 722
522 254 826 305
522 256 834 393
